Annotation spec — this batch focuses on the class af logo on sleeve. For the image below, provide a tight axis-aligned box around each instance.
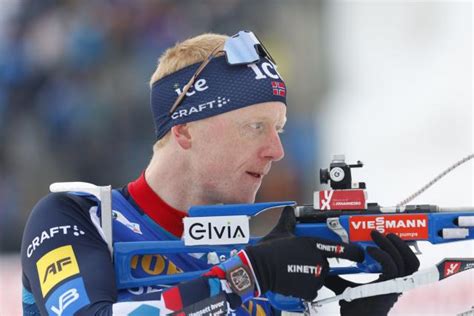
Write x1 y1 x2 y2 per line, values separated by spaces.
36 245 80 297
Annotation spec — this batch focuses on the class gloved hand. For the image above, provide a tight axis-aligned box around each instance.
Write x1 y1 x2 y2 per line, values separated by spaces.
244 235 364 301
243 206 364 301
207 206 364 306
324 230 420 316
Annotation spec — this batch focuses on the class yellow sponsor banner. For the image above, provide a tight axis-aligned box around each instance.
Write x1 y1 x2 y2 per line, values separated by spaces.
36 245 80 297
131 254 182 275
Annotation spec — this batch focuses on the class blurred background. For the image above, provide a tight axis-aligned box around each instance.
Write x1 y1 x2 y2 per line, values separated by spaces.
0 0 472 315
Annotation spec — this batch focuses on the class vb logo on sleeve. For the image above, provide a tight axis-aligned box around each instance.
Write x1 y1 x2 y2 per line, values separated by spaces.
45 277 90 316
36 245 80 297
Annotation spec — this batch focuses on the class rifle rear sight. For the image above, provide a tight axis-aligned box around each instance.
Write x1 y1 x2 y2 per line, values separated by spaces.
320 155 365 190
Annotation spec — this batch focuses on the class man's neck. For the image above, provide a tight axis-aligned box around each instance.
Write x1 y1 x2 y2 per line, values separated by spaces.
145 153 195 212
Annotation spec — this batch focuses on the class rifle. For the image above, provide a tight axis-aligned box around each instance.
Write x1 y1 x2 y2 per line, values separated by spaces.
50 154 474 313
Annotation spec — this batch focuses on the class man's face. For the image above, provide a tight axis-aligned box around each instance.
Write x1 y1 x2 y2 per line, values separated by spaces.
188 102 286 204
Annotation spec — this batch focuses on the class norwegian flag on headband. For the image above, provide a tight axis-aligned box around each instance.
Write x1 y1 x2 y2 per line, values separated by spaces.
272 81 286 97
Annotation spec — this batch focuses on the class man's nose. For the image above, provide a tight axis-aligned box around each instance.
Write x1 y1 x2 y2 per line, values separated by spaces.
261 130 285 161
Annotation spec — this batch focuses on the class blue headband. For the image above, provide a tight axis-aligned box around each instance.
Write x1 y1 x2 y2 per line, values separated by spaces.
150 55 287 140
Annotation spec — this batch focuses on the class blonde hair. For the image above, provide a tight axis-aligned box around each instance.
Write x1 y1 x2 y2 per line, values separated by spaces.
150 33 228 151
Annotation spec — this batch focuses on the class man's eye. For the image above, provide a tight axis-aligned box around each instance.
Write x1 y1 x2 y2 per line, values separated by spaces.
249 122 264 130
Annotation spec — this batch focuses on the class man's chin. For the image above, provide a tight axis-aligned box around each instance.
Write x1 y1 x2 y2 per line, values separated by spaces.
206 186 258 205
226 192 257 204
243 193 258 204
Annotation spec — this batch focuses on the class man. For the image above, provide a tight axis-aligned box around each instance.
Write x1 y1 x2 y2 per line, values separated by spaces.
21 31 418 315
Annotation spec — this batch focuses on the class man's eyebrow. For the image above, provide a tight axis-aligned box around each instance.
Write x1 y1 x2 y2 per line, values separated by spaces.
237 116 287 127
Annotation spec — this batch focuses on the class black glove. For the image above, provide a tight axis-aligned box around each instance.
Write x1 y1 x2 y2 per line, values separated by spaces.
325 230 420 316
245 236 364 301
244 207 364 301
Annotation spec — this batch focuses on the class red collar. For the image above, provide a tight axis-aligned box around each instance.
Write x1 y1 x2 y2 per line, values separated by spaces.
127 173 186 237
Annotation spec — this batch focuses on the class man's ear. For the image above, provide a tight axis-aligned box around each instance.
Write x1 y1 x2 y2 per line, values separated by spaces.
171 124 192 149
